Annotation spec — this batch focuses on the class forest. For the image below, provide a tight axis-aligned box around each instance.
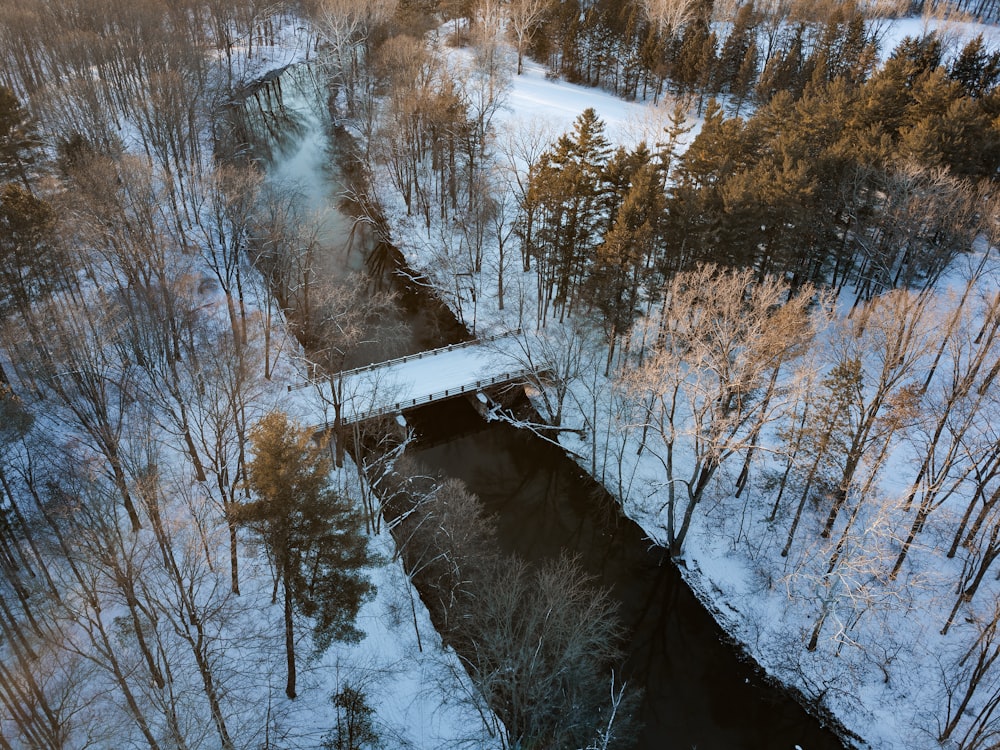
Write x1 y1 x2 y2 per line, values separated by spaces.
2 0 1000 748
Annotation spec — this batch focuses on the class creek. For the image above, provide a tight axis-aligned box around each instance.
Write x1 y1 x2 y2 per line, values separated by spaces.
243 63 850 750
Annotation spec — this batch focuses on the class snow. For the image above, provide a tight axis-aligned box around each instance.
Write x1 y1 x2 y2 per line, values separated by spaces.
504 60 659 148
874 13 1000 57
294 332 536 426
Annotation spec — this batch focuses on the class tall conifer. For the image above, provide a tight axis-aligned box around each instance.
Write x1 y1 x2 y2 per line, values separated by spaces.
240 412 373 700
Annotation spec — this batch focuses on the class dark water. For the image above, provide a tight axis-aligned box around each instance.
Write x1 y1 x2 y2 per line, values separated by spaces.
406 396 848 750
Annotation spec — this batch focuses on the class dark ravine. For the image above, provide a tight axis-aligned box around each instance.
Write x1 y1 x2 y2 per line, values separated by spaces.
249 63 855 750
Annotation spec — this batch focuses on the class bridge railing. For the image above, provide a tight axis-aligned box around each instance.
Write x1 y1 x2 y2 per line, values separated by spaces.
289 328 524 392
321 366 536 428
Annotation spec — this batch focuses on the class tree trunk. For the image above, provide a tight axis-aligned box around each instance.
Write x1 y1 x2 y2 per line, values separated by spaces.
283 562 297 700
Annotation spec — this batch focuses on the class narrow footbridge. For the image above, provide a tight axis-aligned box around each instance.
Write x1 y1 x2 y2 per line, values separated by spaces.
292 330 544 429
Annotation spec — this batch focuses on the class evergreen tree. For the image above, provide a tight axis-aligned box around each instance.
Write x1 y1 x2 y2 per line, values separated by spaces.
601 141 653 230
239 412 373 700
653 100 694 183
849 35 946 151
731 39 759 116
751 79 859 283
668 98 754 269
949 34 1000 99
807 3 849 87
838 11 877 87
672 16 717 102
755 24 808 104
674 98 752 189
587 159 663 373
900 95 1000 179
886 33 944 87
713 1 756 95
525 108 612 323
0 183 57 317
322 684 380 750
638 24 671 101
0 86 41 191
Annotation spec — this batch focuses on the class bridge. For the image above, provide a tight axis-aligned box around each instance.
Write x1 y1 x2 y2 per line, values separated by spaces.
291 330 544 429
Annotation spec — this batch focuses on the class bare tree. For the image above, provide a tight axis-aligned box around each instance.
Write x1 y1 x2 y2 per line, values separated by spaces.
639 0 701 33
192 164 263 346
500 321 596 430
818 290 938 540
459 554 632 750
939 601 1000 749
506 0 549 75
621 265 817 557
485 172 517 310
386 467 635 749
496 116 556 273
310 0 396 115
892 290 1000 580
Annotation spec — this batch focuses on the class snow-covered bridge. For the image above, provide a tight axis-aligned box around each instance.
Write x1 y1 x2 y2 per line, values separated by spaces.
291 330 543 429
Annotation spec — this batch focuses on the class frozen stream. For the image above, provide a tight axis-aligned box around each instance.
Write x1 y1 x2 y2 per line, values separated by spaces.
248 64 849 750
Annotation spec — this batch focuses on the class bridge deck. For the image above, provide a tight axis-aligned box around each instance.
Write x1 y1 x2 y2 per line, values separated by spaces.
296 332 538 428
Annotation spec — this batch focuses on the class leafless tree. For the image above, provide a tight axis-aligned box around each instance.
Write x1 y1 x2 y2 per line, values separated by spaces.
385 466 635 749
939 600 1000 749
309 0 396 115
505 0 549 75
192 164 263 346
639 0 701 33
621 265 817 557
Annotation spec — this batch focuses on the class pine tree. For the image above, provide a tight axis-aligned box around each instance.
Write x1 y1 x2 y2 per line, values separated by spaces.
323 684 379 750
0 183 57 318
674 98 749 188
0 86 41 191
900 95 1000 179
587 160 663 373
755 24 807 104
713 1 756 95
672 17 717 103
886 33 944 87
526 108 612 323
731 39 759 116
949 34 1000 99
240 412 373 700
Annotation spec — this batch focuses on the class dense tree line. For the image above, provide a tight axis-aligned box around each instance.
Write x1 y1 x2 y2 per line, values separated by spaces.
506 21 1000 329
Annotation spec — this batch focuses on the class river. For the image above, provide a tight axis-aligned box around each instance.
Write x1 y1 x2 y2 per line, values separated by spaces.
246 63 850 750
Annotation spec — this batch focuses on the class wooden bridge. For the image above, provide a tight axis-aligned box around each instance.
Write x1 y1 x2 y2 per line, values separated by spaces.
291 331 544 429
